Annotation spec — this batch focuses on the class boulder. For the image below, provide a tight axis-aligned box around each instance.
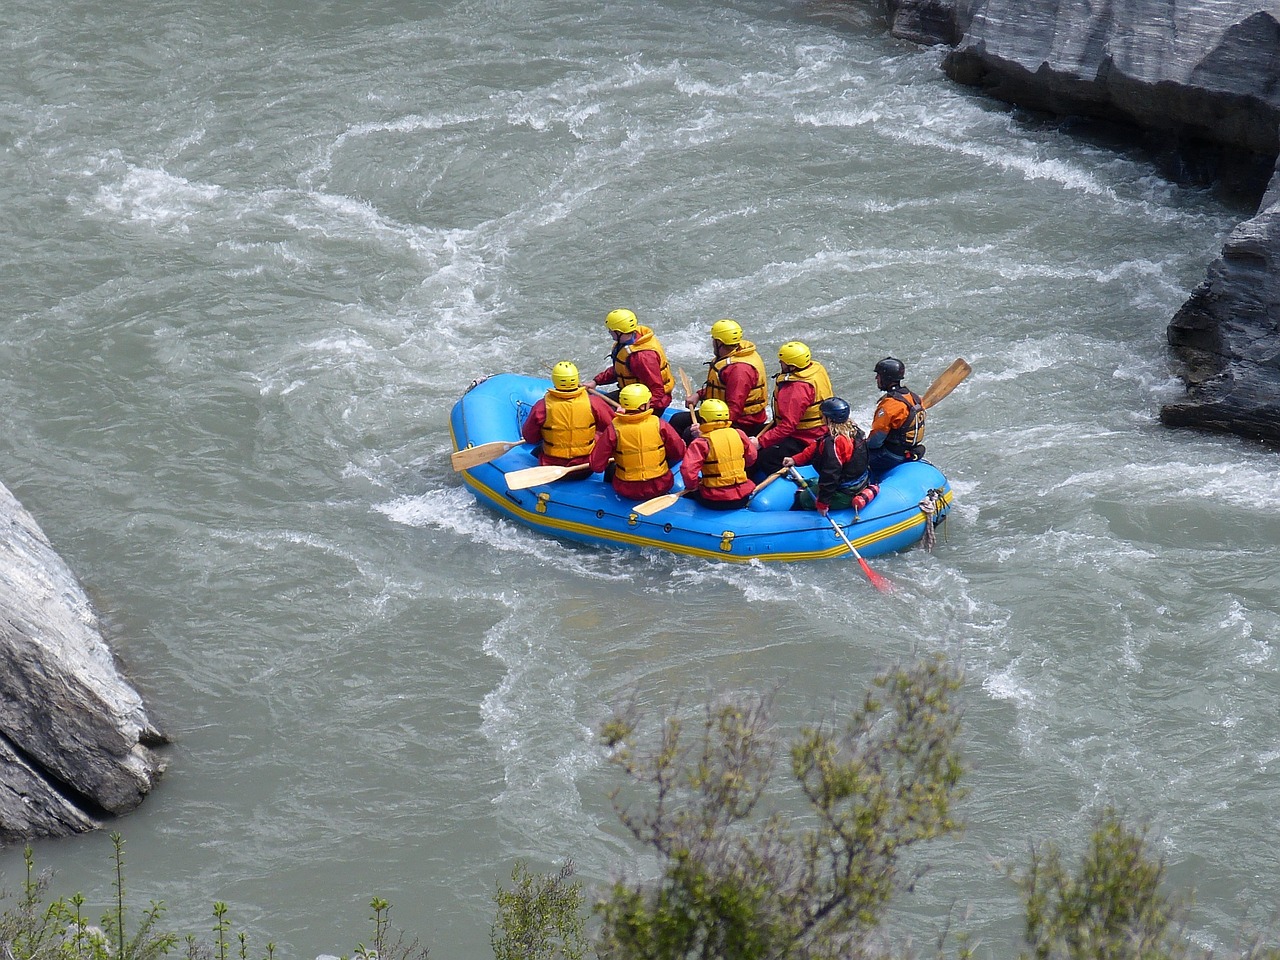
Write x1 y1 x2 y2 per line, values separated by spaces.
1162 168 1280 443
0 481 167 844
872 0 1280 444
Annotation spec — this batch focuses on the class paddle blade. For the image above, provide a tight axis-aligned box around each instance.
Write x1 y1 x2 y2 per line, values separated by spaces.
922 358 971 409
632 493 682 516
858 557 895 594
505 462 590 490
451 440 521 471
677 367 695 404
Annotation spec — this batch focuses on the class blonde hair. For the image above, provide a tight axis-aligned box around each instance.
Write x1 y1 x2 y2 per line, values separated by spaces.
828 419 860 439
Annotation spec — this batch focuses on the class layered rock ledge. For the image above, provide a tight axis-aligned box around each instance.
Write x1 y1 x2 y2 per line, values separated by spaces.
877 0 1280 445
1 481 167 843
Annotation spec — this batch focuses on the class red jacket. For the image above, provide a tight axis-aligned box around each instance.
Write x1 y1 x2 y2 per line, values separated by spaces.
757 379 823 448
680 429 757 502
521 392 616 465
589 415 687 500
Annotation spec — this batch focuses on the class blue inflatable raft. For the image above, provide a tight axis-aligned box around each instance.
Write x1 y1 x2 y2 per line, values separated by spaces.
450 374 952 563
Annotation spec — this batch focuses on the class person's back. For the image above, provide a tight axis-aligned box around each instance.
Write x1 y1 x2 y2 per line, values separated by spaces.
589 384 686 500
866 356 925 476
785 398 873 514
521 361 613 466
590 308 675 412
753 340 834 477
680 399 757 510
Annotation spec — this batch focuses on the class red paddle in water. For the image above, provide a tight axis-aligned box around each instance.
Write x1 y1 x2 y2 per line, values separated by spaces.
788 467 893 593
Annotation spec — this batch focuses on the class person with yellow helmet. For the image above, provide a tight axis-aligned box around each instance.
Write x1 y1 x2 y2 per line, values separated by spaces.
589 308 675 413
678 398 758 510
752 340 835 478
520 361 616 467
669 318 769 440
588 383 686 501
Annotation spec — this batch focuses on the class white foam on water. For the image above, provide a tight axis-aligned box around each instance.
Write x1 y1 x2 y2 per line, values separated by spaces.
87 154 224 232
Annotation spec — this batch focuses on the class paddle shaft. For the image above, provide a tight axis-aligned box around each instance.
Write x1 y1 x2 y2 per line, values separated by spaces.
921 358 971 409
786 467 892 592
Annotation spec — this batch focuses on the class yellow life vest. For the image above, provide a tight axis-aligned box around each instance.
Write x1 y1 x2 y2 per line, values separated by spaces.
703 340 767 417
541 388 597 460
772 360 834 432
699 422 748 488
611 326 675 398
612 411 670 482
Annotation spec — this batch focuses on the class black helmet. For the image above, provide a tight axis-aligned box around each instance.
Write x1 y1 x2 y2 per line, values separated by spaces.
819 397 851 423
874 357 905 385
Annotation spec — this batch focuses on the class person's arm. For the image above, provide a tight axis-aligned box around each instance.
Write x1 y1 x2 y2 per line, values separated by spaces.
520 400 547 444
757 381 812 448
589 424 616 473
629 350 668 403
680 437 708 490
866 397 901 448
740 430 758 472
589 393 616 429
591 363 618 387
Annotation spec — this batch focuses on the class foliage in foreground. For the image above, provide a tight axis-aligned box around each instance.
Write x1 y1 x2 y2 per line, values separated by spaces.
6 657 1280 960
589 655 966 960
0 835 426 960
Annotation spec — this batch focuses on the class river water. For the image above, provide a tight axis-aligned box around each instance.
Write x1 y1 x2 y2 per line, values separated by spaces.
3 0 1279 956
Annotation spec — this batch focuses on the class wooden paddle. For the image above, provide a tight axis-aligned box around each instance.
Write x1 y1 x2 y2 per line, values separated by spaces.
632 487 693 516
588 385 623 411
631 466 789 517
451 440 524 472
921 358 971 409
787 467 892 592
677 368 697 408
505 461 594 491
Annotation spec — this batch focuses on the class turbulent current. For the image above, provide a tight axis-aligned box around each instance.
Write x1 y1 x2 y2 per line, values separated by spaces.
2 0 1278 957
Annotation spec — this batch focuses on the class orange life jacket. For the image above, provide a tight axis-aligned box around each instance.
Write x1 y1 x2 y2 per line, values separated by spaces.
771 360 834 432
703 340 767 418
541 388 597 460
612 411 670 482
611 326 675 398
699 422 748 488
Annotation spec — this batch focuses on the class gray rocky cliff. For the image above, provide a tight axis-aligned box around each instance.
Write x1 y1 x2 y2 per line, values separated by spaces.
1 480 167 844
875 0 1280 444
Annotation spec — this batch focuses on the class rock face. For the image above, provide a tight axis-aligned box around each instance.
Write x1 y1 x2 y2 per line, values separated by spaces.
1162 176 1280 442
1 481 167 844
877 0 1280 445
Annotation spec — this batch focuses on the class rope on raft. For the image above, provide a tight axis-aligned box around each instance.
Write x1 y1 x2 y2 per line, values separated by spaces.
917 488 944 552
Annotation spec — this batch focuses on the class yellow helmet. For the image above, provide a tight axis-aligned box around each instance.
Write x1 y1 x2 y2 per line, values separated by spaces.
709 318 743 346
605 309 639 334
697 398 731 424
618 383 652 411
778 340 811 369
551 361 579 391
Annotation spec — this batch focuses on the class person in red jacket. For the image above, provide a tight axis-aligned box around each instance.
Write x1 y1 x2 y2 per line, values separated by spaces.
679 399 758 510
590 308 675 413
589 384 686 501
520 361 616 466
752 340 834 478
669 318 768 439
